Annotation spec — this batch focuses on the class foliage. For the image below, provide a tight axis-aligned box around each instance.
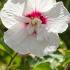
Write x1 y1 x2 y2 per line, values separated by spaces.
0 0 70 70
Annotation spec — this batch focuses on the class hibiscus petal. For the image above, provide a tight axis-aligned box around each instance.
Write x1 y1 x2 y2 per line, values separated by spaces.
24 0 56 15
1 0 25 16
4 25 46 57
37 24 46 41
4 23 59 57
45 2 70 33
44 32 60 55
0 0 25 28
0 10 30 28
0 11 19 28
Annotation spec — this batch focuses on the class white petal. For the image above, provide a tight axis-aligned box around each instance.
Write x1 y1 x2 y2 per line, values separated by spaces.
37 24 46 41
45 2 70 33
37 30 45 41
4 24 45 57
44 32 60 55
46 16 69 33
4 24 52 57
0 10 30 28
4 23 59 57
2 0 25 16
0 11 18 28
0 0 25 28
24 0 56 15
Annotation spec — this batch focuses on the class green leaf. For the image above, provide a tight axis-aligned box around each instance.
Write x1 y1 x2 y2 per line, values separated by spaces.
33 62 52 70
0 44 5 51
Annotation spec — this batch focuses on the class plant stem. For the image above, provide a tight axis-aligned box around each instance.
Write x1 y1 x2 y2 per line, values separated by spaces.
8 53 18 67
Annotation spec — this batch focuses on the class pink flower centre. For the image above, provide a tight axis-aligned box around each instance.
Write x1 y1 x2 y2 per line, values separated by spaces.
23 11 47 36
26 11 47 24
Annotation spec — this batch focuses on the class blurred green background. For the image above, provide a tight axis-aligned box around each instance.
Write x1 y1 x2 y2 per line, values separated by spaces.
0 0 70 70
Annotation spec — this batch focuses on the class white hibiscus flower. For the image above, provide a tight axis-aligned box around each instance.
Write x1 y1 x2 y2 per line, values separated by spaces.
0 0 70 57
